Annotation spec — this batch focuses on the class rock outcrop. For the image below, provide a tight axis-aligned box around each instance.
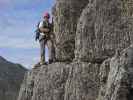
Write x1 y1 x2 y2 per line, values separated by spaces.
98 45 133 100
75 0 133 63
18 0 133 100
0 56 27 100
53 0 89 61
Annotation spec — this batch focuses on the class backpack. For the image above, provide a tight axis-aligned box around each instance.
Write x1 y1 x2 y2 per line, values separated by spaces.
35 22 40 41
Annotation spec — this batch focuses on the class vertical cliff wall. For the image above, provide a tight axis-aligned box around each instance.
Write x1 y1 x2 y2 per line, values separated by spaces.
75 0 133 62
53 0 89 61
17 0 133 100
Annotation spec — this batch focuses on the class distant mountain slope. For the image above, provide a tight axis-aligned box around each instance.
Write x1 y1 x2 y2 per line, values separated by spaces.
0 56 27 100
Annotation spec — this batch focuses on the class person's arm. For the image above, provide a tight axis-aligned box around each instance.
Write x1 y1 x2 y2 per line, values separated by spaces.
39 27 50 33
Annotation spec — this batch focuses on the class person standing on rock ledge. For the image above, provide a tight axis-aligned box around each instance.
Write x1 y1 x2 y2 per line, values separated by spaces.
35 12 55 65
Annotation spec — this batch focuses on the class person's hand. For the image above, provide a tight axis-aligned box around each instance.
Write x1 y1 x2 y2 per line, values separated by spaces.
40 27 50 33
35 36 39 41
43 28 50 33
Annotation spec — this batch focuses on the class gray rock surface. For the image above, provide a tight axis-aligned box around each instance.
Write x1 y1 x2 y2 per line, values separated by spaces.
18 62 101 100
98 45 133 100
18 63 70 100
0 56 27 100
18 0 133 100
53 0 89 61
64 62 100 100
75 0 133 62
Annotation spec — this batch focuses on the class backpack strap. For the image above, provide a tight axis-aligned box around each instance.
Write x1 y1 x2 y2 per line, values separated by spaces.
35 21 41 41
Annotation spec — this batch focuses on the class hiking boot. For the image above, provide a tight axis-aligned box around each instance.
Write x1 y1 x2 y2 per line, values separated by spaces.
33 62 41 69
49 59 53 64
40 61 48 65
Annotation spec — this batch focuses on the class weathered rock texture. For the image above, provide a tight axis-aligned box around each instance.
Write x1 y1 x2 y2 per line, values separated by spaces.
18 0 133 100
97 45 133 100
18 62 100 100
0 56 27 100
53 0 89 61
75 0 133 62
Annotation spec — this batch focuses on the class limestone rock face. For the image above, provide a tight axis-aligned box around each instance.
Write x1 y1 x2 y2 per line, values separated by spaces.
18 46 133 100
75 0 133 62
53 0 89 61
18 0 133 100
17 68 39 100
18 63 70 100
98 45 133 100
64 62 100 100
18 62 101 100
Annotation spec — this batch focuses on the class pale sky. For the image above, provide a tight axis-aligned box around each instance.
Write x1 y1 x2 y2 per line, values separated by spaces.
0 0 55 69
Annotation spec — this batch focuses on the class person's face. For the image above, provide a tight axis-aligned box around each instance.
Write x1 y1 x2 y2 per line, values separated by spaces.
44 17 49 21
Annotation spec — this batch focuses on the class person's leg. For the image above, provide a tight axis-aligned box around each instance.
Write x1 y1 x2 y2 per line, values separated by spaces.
47 39 54 63
50 33 56 61
51 39 56 61
40 39 46 64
